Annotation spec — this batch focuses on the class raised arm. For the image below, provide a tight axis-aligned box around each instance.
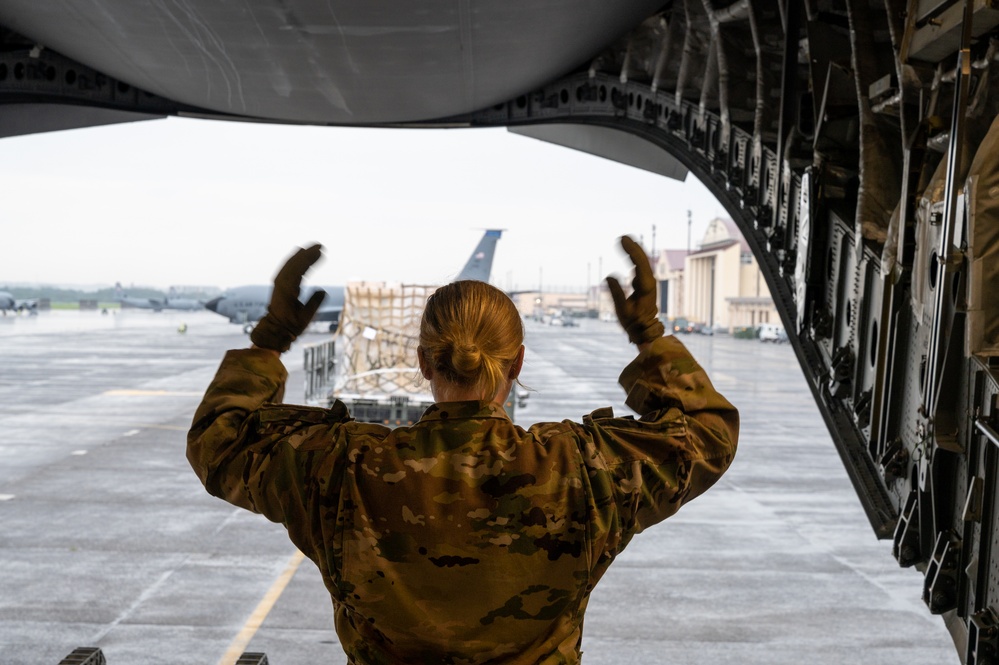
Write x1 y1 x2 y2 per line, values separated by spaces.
187 245 347 559
576 236 739 558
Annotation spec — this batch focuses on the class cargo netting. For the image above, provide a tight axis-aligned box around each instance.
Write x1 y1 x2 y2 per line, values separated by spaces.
334 282 437 398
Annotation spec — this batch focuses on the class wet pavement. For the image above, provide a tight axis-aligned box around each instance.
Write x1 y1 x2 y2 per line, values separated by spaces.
0 311 957 664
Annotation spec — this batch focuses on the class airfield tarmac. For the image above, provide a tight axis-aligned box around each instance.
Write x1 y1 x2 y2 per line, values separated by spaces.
0 310 957 664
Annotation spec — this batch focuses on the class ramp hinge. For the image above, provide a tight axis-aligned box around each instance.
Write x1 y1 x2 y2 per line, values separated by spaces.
968 608 999 665
893 490 922 567
923 530 961 614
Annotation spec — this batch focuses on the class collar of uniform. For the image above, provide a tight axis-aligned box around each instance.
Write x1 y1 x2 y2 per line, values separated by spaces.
419 400 511 422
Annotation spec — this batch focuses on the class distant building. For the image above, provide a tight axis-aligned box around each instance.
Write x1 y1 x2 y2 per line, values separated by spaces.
653 249 688 321
511 217 776 333
590 282 616 321
684 218 777 331
655 218 777 332
509 290 589 319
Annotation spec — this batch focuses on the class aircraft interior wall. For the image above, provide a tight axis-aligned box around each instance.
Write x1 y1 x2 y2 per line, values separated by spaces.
447 4 999 659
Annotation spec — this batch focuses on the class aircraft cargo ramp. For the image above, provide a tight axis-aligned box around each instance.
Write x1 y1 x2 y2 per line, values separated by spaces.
0 313 953 664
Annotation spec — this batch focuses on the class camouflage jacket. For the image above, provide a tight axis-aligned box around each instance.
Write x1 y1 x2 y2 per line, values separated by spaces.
188 335 739 664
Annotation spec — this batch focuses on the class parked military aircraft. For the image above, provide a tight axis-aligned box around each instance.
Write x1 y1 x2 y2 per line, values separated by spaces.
114 284 205 312
0 291 36 313
117 296 205 312
205 229 503 333
204 285 345 333
3 1 999 662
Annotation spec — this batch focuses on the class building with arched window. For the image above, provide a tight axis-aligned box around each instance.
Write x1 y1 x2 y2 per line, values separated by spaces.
656 218 778 332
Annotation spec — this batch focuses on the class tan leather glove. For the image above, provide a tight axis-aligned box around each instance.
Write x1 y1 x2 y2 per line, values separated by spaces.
250 244 326 352
606 236 665 346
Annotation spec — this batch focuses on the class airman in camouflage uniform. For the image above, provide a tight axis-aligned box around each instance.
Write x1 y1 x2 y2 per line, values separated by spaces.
188 238 739 664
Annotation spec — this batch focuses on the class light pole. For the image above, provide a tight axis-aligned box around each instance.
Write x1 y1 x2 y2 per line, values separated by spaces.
687 209 692 255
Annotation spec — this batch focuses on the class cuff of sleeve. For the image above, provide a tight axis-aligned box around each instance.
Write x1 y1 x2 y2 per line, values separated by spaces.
618 335 693 414
212 348 289 405
225 347 290 383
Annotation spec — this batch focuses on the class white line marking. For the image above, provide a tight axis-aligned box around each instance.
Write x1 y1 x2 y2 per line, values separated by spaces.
92 567 179 642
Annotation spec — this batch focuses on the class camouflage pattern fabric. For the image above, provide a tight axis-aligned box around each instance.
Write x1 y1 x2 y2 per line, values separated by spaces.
188 335 739 664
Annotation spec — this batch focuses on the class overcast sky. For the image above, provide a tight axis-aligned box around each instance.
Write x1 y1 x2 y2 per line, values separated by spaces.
1 117 725 292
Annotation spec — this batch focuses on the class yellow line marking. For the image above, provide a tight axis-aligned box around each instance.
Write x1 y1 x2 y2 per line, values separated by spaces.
103 389 203 396
217 550 306 665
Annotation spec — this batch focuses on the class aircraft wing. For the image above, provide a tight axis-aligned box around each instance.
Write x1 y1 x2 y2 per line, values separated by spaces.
159 298 204 311
119 297 165 311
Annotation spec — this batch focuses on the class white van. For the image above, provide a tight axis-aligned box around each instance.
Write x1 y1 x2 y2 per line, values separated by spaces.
758 323 786 343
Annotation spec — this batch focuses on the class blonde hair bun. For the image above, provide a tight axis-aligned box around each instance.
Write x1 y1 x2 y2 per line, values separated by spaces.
420 280 524 400
451 342 483 376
